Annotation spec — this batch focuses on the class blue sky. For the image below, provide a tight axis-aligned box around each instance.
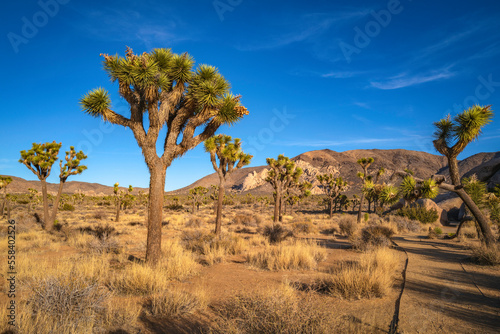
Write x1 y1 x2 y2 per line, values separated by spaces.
1 0 500 191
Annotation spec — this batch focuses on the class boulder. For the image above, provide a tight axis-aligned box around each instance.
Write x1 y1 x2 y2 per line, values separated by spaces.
437 197 463 222
414 198 447 225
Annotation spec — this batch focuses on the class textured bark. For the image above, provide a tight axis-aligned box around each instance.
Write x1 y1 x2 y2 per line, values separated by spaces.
329 197 334 218
116 198 121 222
50 181 64 225
273 190 280 223
40 179 49 229
447 156 494 246
145 164 167 267
215 179 225 235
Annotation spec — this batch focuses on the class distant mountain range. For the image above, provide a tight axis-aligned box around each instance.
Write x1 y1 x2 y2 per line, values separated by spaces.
4 149 500 196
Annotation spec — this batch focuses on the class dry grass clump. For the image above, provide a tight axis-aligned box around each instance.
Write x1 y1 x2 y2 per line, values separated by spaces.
108 262 170 295
87 235 122 254
79 223 116 239
144 289 208 318
232 212 263 227
459 221 478 239
246 239 326 271
351 225 395 251
19 275 111 334
261 223 293 243
92 210 107 220
313 248 398 299
470 243 500 265
387 215 421 233
67 231 94 249
292 220 317 234
104 298 142 332
185 217 204 228
337 215 358 237
211 284 333 334
181 230 249 265
110 239 198 294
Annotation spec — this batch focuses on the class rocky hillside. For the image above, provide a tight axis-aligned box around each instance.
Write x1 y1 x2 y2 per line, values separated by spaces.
3 176 148 196
171 149 500 195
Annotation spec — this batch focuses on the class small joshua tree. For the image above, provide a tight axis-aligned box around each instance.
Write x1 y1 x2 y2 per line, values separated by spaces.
80 47 248 265
28 188 39 214
266 155 303 223
204 134 252 235
433 105 495 246
188 186 208 213
356 157 374 223
316 174 349 218
50 147 87 224
19 142 61 227
114 183 133 222
399 175 439 206
0 176 13 217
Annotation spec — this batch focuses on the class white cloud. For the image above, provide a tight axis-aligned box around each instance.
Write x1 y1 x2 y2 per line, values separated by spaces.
370 68 455 90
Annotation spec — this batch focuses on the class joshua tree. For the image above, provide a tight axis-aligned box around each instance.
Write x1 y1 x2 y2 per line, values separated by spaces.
80 47 248 265
208 185 219 215
399 175 439 206
114 183 133 222
0 176 13 217
265 155 303 223
204 134 252 235
356 157 374 223
350 194 359 212
19 142 61 227
377 184 400 212
316 174 348 218
50 147 87 224
188 186 208 213
284 181 312 215
432 105 495 245
28 188 39 214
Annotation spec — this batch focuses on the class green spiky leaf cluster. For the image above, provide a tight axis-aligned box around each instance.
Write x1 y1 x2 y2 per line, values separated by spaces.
266 154 303 186
0 176 13 189
59 146 88 182
19 141 62 180
204 134 252 178
433 105 494 156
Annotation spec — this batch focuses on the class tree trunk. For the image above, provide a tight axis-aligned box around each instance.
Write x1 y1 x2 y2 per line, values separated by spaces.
6 198 11 221
146 164 167 266
448 156 495 246
357 193 365 224
40 179 49 229
50 181 65 225
273 190 280 223
329 197 334 218
116 198 121 222
215 178 225 236
278 195 283 222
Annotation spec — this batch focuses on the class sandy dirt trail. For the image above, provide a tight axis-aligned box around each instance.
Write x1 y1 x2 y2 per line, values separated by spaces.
395 235 500 333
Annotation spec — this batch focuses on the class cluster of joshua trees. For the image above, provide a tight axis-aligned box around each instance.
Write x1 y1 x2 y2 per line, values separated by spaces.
4 47 495 266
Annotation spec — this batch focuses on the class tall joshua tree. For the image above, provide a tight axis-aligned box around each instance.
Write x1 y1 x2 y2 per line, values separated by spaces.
433 105 495 246
0 176 13 217
204 134 252 235
19 142 61 227
50 147 87 224
266 155 303 223
316 174 348 218
80 47 248 265
356 157 374 223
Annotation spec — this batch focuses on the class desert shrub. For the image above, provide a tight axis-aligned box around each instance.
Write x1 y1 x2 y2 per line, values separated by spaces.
320 226 339 235
261 224 293 243
104 298 142 332
211 284 332 334
459 221 478 239
79 224 116 240
427 226 443 239
233 213 262 227
246 239 326 271
185 217 204 228
61 203 75 211
352 225 394 251
337 215 358 237
313 248 397 299
364 213 369 222
92 210 107 220
21 275 111 333
292 220 316 234
165 203 184 211
144 290 207 318
52 220 64 231
470 244 500 265
388 216 421 232
397 205 439 224
87 235 121 254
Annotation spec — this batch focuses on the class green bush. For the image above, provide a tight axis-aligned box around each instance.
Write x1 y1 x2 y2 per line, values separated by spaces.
397 205 438 224
61 203 75 211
